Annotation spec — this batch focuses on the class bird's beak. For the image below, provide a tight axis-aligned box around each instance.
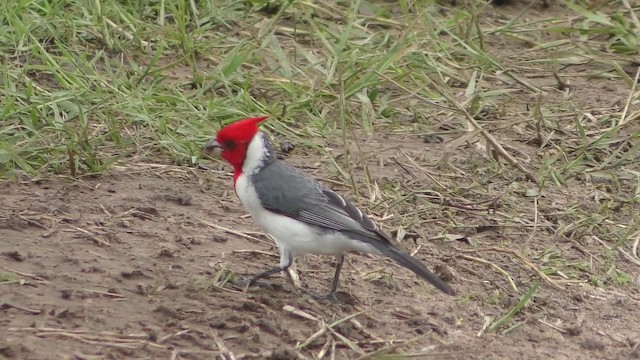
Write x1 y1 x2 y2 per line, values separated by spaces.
203 138 222 156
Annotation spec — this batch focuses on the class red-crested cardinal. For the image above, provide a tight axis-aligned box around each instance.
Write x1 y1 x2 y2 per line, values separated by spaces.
203 116 455 300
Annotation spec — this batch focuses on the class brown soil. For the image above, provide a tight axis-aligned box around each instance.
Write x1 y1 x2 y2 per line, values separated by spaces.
2 2 640 360
2 132 639 360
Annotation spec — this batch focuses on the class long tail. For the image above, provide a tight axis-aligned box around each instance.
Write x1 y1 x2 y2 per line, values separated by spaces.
380 246 455 295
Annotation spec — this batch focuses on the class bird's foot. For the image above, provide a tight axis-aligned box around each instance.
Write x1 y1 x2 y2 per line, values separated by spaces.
312 292 340 303
231 276 275 291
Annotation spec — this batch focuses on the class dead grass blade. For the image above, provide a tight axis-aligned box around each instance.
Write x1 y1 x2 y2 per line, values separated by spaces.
458 254 519 292
459 247 563 290
8 327 166 349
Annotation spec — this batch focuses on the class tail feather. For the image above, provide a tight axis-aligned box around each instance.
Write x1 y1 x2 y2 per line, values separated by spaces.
381 246 455 296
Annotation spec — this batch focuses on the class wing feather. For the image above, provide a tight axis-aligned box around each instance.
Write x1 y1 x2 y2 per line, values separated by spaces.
251 161 389 245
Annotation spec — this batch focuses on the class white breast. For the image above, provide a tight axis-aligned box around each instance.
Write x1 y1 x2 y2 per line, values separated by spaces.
234 132 378 261
234 173 378 260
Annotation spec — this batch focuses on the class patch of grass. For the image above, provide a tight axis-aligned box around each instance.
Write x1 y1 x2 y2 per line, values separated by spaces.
489 284 538 333
193 264 237 291
0 271 22 285
0 0 535 179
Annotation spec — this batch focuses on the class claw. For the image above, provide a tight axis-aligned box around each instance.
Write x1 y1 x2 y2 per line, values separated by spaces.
314 292 341 303
232 276 274 291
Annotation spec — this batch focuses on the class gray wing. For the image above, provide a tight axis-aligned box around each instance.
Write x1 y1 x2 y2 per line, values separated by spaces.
251 161 391 245
252 160 456 295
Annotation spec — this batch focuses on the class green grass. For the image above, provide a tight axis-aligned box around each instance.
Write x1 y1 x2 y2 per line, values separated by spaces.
0 0 531 178
2 0 636 178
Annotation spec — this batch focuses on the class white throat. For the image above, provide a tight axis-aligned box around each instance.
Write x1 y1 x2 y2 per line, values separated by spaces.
242 132 269 175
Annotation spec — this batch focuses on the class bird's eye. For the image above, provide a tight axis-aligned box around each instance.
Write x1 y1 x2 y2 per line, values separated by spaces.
224 140 235 150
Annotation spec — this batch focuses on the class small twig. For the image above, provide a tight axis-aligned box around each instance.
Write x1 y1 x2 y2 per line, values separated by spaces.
317 335 333 360
53 333 141 349
231 249 278 257
523 196 539 250
400 149 447 189
0 267 50 283
201 221 273 247
287 264 302 289
211 329 237 360
592 236 640 267
88 250 110 259
532 91 549 148
457 254 519 292
169 349 179 360
410 244 423 257
632 233 640 261
354 335 431 360
477 316 492 337
81 288 125 298
349 318 385 342
9 327 164 349
390 157 417 179
99 204 112 217
538 319 568 334
158 329 191 344
170 349 222 360
17 214 48 229
464 112 538 184
296 322 329 350
0 302 42 314
374 70 456 111
459 247 563 290
329 329 365 355
67 225 110 246
424 75 539 184
283 305 320 321
618 66 640 126
10 327 147 338
286 304 367 355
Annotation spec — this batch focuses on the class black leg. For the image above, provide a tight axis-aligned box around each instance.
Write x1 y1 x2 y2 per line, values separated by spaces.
328 255 344 297
248 266 288 285
309 255 345 302
247 251 293 286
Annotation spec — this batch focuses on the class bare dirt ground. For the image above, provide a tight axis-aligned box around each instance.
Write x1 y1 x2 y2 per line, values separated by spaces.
2 1 640 360
2 133 639 360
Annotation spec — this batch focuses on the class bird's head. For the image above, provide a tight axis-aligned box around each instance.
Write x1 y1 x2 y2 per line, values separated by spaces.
203 116 269 176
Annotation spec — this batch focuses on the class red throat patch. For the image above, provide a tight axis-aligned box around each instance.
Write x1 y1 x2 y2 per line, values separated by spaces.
213 116 268 184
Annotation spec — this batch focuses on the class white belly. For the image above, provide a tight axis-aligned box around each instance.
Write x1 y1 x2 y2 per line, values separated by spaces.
234 174 378 258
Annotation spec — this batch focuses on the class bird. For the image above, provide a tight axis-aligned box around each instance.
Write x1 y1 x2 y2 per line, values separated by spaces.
203 116 455 300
